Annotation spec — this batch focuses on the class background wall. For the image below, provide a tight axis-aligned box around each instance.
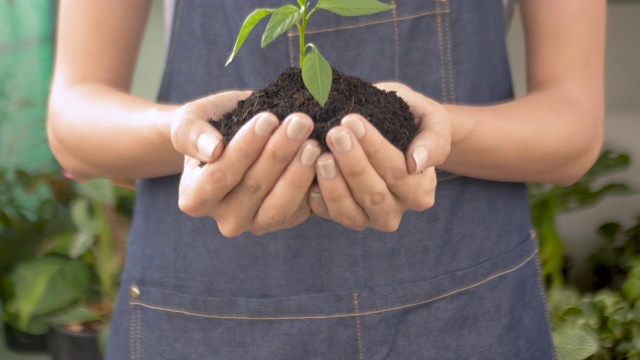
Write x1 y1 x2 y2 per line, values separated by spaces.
132 1 640 280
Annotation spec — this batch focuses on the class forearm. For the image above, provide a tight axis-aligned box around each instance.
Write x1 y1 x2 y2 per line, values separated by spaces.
47 82 181 180
442 85 603 185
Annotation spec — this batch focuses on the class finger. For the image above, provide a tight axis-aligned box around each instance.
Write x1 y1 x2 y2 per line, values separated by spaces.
177 156 215 218
222 113 314 214
170 91 252 163
308 184 330 219
203 112 280 205
326 126 400 230
254 140 321 231
341 115 435 211
315 153 368 231
405 96 452 174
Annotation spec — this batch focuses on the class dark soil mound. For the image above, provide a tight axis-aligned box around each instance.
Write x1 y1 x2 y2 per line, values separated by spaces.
212 67 417 152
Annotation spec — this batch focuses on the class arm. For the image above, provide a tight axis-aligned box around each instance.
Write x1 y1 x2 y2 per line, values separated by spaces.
310 0 606 231
442 0 606 185
47 0 182 180
48 0 318 237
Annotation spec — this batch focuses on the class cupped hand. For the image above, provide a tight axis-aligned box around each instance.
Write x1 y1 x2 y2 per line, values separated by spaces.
308 82 452 232
171 93 321 237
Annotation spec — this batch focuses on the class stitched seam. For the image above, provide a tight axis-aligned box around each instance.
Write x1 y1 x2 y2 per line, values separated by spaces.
130 303 134 360
533 253 559 360
157 0 184 101
444 6 456 103
438 175 461 182
353 293 364 360
287 9 449 36
435 0 447 103
130 302 141 360
129 249 538 321
392 0 399 81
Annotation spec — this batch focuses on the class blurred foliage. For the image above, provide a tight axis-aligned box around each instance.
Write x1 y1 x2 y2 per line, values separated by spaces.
1 177 134 339
530 150 639 359
529 150 633 287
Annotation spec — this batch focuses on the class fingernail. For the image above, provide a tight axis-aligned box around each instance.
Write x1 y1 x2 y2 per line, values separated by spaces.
413 146 429 173
309 188 322 201
318 158 337 180
331 131 351 153
254 114 279 137
286 115 310 141
197 133 220 159
301 144 321 167
341 116 365 138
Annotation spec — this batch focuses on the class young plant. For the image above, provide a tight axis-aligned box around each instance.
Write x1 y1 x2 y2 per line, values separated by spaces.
225 0 395 106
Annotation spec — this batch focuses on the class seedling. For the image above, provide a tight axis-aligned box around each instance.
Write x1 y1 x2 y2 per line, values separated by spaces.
225 0 395 106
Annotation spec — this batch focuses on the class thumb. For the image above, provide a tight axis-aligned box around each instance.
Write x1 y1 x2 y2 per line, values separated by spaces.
406 100 452 174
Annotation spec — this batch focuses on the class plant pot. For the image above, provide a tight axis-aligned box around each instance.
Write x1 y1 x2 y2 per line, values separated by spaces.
3 324 49 352
48 324 102 360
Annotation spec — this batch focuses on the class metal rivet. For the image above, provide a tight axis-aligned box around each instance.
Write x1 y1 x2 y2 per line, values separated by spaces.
130 285 141 299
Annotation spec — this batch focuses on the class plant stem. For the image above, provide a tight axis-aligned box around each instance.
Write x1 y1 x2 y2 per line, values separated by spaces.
298 3 308 67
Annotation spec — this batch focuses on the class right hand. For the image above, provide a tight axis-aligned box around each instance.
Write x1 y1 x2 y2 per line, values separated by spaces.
170 92 321 237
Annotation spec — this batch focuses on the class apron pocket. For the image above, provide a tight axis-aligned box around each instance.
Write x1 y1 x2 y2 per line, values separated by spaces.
127 235 543 359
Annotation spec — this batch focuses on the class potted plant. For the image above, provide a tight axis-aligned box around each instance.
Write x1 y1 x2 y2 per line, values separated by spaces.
0 169 75 352
217 0 417 151
46 178 133 360
2 178 134 360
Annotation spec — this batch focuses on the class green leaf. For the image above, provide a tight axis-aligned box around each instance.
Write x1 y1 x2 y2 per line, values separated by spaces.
553 327 599 360
318 0 395 16
46 304 101 325
9 256 90 330
261 5 301 48
302 45 332 106
226 8 275 66
77 179 115 206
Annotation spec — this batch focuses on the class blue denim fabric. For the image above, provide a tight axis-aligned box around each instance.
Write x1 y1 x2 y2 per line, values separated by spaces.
106 1 556 359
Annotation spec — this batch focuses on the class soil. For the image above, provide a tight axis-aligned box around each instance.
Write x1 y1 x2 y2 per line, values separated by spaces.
211 67 417 153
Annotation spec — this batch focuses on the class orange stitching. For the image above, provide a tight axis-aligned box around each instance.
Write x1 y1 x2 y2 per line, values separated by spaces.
130 303 135 360
129 249 538 321
392 0 400 81
444 5 456 103
287 9 449 36
436 0 447 103
354 293 364 360
438 175 461 182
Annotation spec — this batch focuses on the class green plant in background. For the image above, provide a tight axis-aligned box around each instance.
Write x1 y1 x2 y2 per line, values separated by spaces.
529 150 633 288
226 0 395 105
1 178 134 353
549 218 640 360
530 149 639 360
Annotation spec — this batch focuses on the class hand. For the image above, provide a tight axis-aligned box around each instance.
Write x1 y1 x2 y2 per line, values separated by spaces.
171 93 321 237
308 82 452 232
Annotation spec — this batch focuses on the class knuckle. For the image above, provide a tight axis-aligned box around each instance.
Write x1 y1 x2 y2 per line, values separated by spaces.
178 197 201 217
217 220 244 238
380 215 402 232
337 214 365 231
207 170 231 193
262 206 287 226
388 165 407 183
241 177 263 196
343 162 367 178
265 144 292 165
413 193 435 211
366 191 388 208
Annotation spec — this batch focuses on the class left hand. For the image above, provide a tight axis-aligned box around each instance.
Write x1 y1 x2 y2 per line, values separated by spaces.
308 82 452 232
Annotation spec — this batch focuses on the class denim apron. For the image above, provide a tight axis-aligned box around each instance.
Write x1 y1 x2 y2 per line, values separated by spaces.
106 1 556 359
